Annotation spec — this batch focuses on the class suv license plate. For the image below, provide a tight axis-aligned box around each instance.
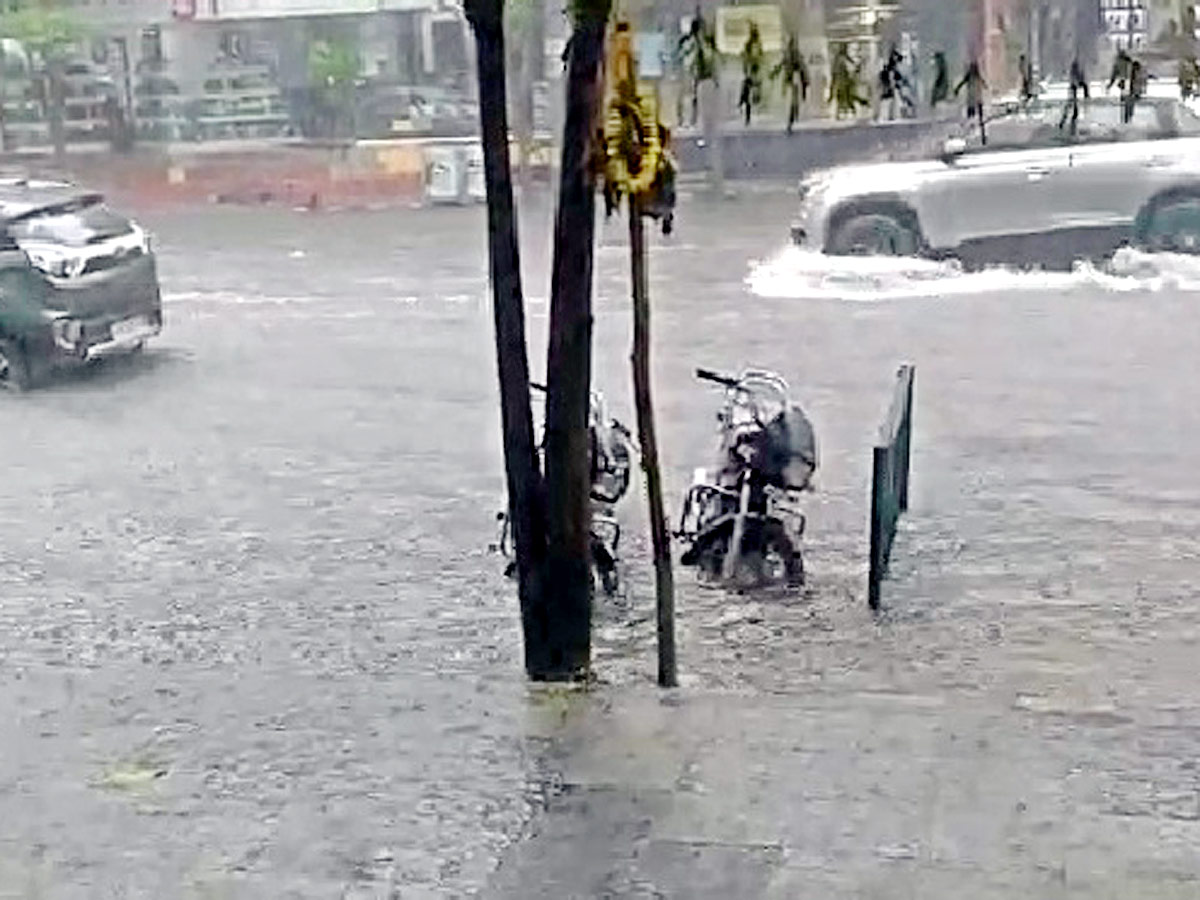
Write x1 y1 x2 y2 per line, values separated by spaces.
110 315 151 342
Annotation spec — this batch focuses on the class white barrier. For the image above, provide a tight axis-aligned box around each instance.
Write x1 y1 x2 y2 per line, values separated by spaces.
425 145 465 204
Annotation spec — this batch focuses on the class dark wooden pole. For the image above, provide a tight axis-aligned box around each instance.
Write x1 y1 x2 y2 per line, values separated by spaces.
629 194 677 688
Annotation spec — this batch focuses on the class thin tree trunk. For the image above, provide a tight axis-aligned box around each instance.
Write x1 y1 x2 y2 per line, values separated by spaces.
701 78 724 196
525 0 545 184
513 6 540 190
542 4 610 680
0 47 7 154
628 196 677 688
464 0 553 678
46 64 65 170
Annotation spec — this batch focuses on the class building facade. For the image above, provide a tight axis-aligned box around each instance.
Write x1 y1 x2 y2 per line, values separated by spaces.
1101 0 1149 50
5 0 476 146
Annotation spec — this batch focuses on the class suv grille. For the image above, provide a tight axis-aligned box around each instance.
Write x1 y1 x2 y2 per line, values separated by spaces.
81 246 144 276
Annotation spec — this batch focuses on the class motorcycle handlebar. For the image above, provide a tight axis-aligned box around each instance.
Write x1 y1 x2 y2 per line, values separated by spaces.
695 368 740 388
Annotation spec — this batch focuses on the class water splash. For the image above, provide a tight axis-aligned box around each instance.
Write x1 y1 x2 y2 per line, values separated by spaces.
746 245 1200 302
162 290 316 306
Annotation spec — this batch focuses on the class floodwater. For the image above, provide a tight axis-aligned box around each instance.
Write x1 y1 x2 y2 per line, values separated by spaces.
1 190 1199 896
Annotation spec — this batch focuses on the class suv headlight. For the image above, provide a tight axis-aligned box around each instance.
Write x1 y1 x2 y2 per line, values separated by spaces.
131 223 152 253
43 313 83 349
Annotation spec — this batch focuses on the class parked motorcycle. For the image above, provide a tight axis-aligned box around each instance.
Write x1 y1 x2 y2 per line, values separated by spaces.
676 368 817 588
495 384 636 596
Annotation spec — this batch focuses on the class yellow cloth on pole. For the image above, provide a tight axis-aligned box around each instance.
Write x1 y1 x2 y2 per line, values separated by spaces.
604 19 662 199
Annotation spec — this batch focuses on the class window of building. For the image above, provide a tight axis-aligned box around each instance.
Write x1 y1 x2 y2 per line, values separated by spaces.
141 26 163 65
431 18 467 78
219 30 248 62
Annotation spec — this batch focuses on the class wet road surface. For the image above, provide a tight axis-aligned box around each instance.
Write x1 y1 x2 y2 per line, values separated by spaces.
1 190 1199 897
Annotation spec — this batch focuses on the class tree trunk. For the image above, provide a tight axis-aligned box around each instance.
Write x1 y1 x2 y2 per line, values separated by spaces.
464 0 553 678
628 196 677 688
512 8 538 190
46 64 66 170
541 4 610 680
0 50 8 154
116 36 136 152
701 78 724 196
524 0 545 185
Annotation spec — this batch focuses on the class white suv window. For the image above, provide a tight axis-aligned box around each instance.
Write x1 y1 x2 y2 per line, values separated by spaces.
963 105 1066 151
1072 100 1171 143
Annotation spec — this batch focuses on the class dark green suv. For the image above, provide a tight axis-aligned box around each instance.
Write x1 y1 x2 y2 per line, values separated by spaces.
0 216 162 391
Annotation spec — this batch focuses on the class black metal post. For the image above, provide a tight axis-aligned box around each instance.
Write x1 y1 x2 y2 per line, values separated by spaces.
898 367 914 512
868 444 887 611
868 364 915 611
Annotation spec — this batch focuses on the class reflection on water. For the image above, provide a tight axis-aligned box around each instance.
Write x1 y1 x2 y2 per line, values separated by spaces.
747 245 1200 301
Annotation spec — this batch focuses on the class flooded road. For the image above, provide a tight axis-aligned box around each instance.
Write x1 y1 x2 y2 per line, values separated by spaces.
1 190 1199 897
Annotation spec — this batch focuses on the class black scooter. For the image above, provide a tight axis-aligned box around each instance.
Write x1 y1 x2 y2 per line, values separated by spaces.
495 385 635 596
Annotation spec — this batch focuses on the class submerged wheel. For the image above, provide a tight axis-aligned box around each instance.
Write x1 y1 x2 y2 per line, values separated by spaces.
0 338 34 392
693 534 729 584
829 212 920 257
758 519 805 587
600 566 620 597
693 520 805 589
592 537 620 597
1139 197 1200 253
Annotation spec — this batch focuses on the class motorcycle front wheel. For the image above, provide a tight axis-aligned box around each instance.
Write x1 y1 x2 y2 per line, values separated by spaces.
693 519 804 589
591 536 620 597
753 519 805 588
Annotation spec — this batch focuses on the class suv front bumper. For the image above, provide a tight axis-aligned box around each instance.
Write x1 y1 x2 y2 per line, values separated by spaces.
43 253 163 362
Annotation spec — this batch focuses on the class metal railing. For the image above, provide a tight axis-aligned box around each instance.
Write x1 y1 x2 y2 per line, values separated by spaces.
868 364 914 611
